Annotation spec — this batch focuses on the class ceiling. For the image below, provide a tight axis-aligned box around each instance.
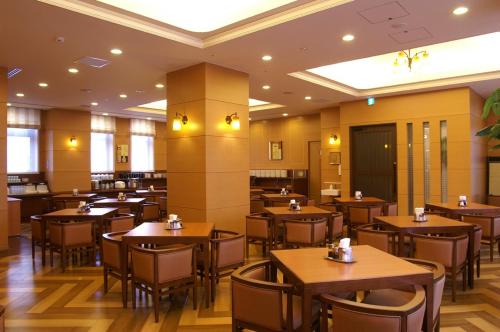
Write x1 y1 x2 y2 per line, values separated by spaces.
1 0 499 121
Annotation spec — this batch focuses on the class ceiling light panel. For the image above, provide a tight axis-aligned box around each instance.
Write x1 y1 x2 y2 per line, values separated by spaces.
306 32 500 90
97 0 296 32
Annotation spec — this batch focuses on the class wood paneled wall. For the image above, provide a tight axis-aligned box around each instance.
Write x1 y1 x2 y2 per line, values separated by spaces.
320 108 341 202
249 114 320 169
0 68 8 250
338 87 487 214
470 90 487 202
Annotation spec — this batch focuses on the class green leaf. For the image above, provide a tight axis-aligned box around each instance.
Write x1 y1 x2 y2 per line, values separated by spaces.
483 97 494 118
492 143 500 150
476 125 493 136
491 124 500 139
493 103 500 116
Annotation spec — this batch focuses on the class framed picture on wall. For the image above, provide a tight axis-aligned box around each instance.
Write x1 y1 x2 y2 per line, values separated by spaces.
329 152 341 165
116 144 129 163
269 141 283 160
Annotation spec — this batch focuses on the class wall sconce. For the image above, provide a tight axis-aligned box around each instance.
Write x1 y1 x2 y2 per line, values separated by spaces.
172 112 188 131
225 112 240 130
69 136 77 147
329 134 338 145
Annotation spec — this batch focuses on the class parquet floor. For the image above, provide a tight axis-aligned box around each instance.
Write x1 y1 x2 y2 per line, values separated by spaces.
1 231 499 331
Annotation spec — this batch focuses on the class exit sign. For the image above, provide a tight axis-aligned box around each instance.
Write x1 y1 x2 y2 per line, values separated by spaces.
367 97 375 106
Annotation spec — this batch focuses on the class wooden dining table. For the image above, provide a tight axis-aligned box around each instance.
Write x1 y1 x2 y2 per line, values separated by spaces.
122 222 214 309
93 197 146 217
52 193 97 202
271 246 434 332
40 207 118 265
374 215 476 288
333 196 386 206
425 202 500 217
261 193 307 204
264 206 332 248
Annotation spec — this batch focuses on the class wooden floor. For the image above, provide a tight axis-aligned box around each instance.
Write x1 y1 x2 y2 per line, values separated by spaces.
1 231 499 331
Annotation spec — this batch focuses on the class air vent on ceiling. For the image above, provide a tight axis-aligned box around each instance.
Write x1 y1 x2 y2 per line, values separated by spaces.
8 68 22 79
75 56 111 68
389 27 433 44
358 1 409 24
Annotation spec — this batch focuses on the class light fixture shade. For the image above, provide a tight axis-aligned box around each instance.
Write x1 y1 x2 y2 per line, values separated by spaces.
172 118 182 131
329 134 338 145
69 136 77 146
231 115 240 130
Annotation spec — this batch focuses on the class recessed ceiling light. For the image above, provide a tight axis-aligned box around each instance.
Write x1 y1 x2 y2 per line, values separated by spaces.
119 94 127 98
110 48 123 55
262 55 272 61
38 82 48 87
91 102 99 106
6 103 12 106
155 83 165 88
16 93 24 97
102 113 109 116
282 113 288 117
453 6 468 15
146 117 152 120
68 68 79 74
342 34 355 42
304 96 312 100
262 85 271 90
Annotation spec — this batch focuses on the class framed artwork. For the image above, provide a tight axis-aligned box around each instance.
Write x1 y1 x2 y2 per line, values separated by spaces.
329 152 341 165
269 141 283 160
116 144 129 163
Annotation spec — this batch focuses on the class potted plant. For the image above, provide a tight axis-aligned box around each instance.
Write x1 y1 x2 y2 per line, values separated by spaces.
476 88 500 149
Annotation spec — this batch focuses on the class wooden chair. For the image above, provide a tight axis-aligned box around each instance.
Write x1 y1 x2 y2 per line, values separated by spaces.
30 215 48 261
461 215 500 262
231 260 320 332
199 230 244 302
320 202 342 213
356 223 397 254
105 213 135 233
142 202 160 222
49 220 96 272
320 285 426 332
102 231 130 307
328 212 344 243
410 233 468 302
283 218 327 248
363 258 445 331
159 197 167 218
130 244 197 322
472 224 482 278
384 202 398 216
347 205 383 236
245 213 272 258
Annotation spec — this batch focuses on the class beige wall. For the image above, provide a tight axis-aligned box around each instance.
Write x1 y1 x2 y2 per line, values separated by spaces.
43 109 91 192
320 108 341 201
155 121 167 171
337 87 487 214
470 90 487 202
167 63 249 233
0 68 8 250
249 114 320 169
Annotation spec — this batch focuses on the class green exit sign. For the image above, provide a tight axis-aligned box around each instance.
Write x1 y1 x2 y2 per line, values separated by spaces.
367 97 375 106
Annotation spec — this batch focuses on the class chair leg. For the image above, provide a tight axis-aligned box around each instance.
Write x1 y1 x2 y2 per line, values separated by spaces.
50 246 54 267
121 275 128 308
245 240 249 259
32 240 35 260
462 267 466 291
490 242 494 262
211 274 216 302
61 247 66 272
131 280 136 309
262 242 267 257
192 280 197 310
477 257 480 278
452 269 456 302
103 268 108 293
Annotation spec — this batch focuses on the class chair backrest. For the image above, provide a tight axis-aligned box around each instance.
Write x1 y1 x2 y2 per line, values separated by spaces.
384 202 398 216
321 285 426 332
320 202 341 213
462 215 500 237
231 260 294 331
284 218 327 246
142 202 160 222
211 230 245 269
159 197 167 212
246 214 271 239
102 231 128 270
412 233 469 269
49 220 95 246
330 212 344 240
107 213 135 232
130 244 196 284
250 199 265 213
348 206 382 225
403 258 445 322
357 223 396 254
31 215 43 241
473 225 482 254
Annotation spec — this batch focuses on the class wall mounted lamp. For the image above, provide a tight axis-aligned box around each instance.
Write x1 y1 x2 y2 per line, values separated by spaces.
329 134 338 145
172 112 188 131
225 112 240 130
69 136 77 146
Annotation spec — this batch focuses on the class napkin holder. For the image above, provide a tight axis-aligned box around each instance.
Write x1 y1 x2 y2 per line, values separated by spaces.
117 192 127 201
354 191 363 200
165 218 183 230
458 195 467 207
148 185 155 192
280 188 288 196
72 188 79 196
414 207 427 222
78 201 90 213
288 200 301 211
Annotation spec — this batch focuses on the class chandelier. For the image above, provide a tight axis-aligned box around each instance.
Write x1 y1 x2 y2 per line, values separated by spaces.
393 49 428 71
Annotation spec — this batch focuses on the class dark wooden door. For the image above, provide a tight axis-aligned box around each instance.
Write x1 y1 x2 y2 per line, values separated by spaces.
351 124 397 202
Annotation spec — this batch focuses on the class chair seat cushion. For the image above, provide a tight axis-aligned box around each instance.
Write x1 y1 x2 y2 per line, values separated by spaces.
362 288 415 307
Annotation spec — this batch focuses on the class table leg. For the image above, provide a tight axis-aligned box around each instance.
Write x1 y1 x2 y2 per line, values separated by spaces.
41 219 47 266
398 230 405 257
468 229 474 289
423 279 434 332
204 240 210 308
301 287 312 332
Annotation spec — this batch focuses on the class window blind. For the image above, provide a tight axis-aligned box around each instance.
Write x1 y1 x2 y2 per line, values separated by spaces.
7 107 41 129
130 118 155 136
91 115 116 133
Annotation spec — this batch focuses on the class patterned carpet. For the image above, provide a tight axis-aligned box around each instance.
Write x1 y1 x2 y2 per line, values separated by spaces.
0 228 499 331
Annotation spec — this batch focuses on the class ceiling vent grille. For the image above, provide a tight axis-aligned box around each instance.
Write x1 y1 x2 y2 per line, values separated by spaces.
75 56 111 68
8 68 22 79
